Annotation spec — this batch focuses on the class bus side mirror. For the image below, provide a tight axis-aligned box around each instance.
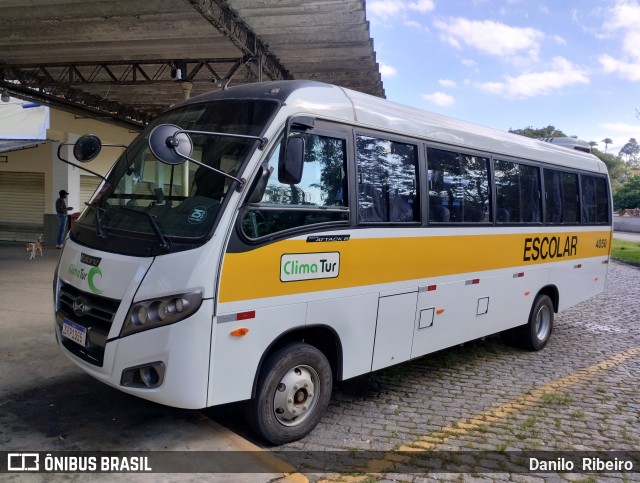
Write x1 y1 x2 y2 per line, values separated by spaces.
277 115 314 185
148 124 193 165
73 134 102 162
278 136 305 184
248 164 273 203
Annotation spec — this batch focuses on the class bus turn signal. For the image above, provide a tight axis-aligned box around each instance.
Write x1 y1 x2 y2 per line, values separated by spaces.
230 327 249 337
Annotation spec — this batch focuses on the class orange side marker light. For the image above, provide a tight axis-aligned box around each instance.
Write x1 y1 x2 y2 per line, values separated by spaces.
436 308 445 315
524 290 531 296
230 327 250 337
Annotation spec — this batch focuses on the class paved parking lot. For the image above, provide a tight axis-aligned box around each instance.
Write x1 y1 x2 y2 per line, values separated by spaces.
1 241 639 482
212 260 640 481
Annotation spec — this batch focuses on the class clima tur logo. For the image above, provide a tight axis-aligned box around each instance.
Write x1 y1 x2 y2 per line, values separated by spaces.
68 264 104 295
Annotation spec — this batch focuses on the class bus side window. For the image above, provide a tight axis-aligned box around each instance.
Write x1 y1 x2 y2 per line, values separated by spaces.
427 148 490 223
495 159 542 224
544 169 579 225
562 172 580 223
544 169 563 224
356 135 419 223
581 175 609 224
241 133 349 239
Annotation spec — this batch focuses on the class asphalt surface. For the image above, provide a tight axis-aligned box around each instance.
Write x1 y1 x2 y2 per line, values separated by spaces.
613 231 640 243
1 234 639 482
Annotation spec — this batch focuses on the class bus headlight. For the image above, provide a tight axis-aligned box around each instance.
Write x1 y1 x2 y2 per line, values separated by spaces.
121 291 203 337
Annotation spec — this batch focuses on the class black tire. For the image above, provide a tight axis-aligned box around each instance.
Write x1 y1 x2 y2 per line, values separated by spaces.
514 294 554 351
247 342 333 445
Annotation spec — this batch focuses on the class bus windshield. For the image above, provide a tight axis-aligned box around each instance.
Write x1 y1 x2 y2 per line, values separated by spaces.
74 99 278 251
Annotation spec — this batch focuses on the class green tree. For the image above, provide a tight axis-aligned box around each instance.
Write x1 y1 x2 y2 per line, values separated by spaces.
601 137 613 153
619 138 640 167
613 174 640 210
509 125 567 139
591 148 626 188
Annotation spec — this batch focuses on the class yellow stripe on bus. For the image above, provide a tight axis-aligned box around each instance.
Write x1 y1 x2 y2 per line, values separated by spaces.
219 230 611 303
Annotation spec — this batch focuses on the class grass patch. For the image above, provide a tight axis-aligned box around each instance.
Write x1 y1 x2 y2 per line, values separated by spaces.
571 410 587 421
541 391 573 405
521 416 537 429
621 427 636 443
611 239 640 265
495 441 509 452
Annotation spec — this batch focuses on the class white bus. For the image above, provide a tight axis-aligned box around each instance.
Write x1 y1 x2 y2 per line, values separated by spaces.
54 81 612 444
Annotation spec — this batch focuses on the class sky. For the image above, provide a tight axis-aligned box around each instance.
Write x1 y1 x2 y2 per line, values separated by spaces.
0 100 49 140
366 0 640 155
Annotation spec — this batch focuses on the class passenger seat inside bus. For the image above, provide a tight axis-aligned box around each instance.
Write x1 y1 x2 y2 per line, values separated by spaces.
429 204 450 222
359 184 388 222
464 206 483 222
390 193 414 222
497 208 511 223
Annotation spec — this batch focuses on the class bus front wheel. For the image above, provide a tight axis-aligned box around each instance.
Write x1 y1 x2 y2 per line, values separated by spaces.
515 294 554 351
247 342 332 445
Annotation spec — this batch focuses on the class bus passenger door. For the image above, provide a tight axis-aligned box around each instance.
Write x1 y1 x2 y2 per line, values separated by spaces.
371 290 418 371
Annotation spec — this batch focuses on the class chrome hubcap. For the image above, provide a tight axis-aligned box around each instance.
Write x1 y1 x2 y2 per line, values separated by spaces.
273 365 319 427
535 304 552 341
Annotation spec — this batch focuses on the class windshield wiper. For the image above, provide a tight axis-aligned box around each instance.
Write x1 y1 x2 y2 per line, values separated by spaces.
119 206 171 251
91 204 108 240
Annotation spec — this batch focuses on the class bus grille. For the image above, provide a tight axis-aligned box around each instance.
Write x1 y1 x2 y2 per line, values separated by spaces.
56 281 121 366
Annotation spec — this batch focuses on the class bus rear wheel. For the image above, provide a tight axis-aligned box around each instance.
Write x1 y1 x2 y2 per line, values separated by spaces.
514 294 554 351
247 342 332 445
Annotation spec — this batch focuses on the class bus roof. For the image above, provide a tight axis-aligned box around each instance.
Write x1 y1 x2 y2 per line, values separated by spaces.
177 80 606 175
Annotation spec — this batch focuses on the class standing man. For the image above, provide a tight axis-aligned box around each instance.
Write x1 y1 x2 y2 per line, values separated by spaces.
56 190 73 248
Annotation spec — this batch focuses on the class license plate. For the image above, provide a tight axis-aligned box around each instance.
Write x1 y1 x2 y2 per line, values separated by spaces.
62 319 87 347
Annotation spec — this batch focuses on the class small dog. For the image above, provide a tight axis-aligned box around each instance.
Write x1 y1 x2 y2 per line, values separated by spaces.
26 235 43 260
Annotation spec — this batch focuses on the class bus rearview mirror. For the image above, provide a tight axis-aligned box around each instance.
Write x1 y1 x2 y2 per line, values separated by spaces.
278 136 305 184
73 134 102 162
148 124 193 165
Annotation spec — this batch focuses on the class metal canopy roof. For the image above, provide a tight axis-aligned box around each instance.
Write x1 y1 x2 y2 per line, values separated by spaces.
0 0 384 129
0 139 50 154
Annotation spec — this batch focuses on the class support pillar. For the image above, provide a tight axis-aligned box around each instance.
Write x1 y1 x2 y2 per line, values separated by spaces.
181 81 193 100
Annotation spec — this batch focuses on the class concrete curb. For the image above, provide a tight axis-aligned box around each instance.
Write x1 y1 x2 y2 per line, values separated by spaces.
196 414 308 482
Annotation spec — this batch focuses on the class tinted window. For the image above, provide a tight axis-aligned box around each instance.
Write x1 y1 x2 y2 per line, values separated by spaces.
357 135 419 223
544 170 579 224
427 148 491 223
581 175 609 224
494 160 542 223
562 172 580 223
241 133 348 238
